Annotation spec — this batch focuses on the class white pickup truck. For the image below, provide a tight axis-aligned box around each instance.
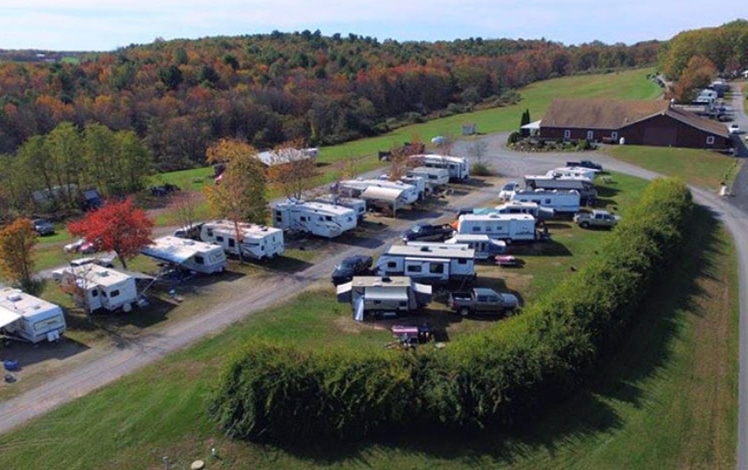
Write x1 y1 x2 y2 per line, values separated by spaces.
574 209 621 229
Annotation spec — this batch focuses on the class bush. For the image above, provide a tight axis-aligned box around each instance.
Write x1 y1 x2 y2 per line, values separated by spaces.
471 162 493 176
209 178 693 442
507 131 521 145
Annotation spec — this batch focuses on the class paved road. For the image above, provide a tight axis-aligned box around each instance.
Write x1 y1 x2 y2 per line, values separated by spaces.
2 123 748 470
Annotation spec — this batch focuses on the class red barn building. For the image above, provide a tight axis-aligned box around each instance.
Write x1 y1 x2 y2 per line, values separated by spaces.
539 99 733 150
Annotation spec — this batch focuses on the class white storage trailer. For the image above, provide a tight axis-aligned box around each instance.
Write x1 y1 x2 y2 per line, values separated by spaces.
375 244 476 284
510 189 581 214
141 236 228 274
200 220 284 260
273 200 357 238
60 265 140 313
336 276 432 321
0 287 66 343
457 213 538 243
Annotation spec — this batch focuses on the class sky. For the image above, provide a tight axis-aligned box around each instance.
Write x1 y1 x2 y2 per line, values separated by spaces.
0 1 743 52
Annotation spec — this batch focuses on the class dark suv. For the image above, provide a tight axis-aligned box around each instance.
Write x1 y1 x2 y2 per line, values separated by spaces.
402 224 454 243
31 218 55 236
331 255 373 285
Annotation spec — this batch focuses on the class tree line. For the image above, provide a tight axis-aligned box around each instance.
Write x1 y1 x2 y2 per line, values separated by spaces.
0 32 660 173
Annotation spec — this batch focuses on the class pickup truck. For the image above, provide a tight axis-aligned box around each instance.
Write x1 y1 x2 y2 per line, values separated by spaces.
574 209 620 229
448 287 519 316
403 223 454 243
565 160 603 171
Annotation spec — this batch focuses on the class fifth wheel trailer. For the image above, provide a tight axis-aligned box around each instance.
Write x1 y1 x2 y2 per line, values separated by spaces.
375 244 476 284
199 220 284 260
273 200 357 238
0 287 66 343
456 213 539 243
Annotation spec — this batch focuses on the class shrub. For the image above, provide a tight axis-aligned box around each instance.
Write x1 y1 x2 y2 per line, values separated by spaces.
507 131 521 145
209 178 693 442
471 162 493 176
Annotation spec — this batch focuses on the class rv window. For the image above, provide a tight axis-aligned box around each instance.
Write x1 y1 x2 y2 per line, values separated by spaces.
472 227 481 232
216 236 224 242
387 261 397 268
207 228 213 237
195 255 205 264
458 259 467 265
228 239 235 248
399 301 407 307
429 264 444 274
300 216 307 222
110 289 120 298
91 290 98 297
325 216 332 221
407 265 422 273
275 215 282 223
544 199 551 204
485 226 492 232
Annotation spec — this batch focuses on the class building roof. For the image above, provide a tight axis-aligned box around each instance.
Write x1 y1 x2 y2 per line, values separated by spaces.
541 99 670 129
142 236 222 264
63 265 134 288
541 98 731 138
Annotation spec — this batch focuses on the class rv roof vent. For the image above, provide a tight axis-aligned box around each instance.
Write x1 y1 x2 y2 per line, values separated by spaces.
7 293 22 302
489 213 499 218
419 246 431 252
96 270 109 277
183 240 194 245
32 304 41 310
381 276 392 283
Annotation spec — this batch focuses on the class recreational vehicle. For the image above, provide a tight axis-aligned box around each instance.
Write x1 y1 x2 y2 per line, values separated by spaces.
494 200 555 220
340 179 419 205
60 266 139 313
524 173 596 201
456 213 538 243
406 166 450 189
548 167 598 180
200 220 284 260
141 236 228 274
408 154 470 181
0 287 66 343
510 189 581 214
273 200 357 238
336 276 433 321
444 234 507 260
312 195 367 221
375 244 476 284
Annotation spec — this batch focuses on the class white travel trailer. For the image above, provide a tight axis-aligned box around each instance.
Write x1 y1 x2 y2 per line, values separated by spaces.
141 236 228 274
312 195 367 221
444 234 507 260
375 244 476 284
510 189 582 214
336 276 432 321
0 287 66 343
60 265 139 313
456 213 538 243
200 220 284 260
492 201 555 220
408 154 470 181
524 173 596 201
273 200 357 238
340 179 419 205
551 166 599 179
406 166 450 189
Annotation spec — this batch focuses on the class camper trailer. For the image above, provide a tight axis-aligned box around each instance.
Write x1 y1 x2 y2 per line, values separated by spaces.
524 173 596 202
492 201 555 220
200 220 284 260
408 154 469 181
456 213 539 243
60 266 139 313
510 189 581 214
273 200 357 238
406 166 450 189
336 276 433 321
444 234 507 260
141 236 228 274
375 244 476 284
340 179 419 205
312 195 367 221
0 287 66 343
549 167 598 180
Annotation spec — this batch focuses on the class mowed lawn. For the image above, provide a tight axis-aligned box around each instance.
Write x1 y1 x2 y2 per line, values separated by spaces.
0 176 737 469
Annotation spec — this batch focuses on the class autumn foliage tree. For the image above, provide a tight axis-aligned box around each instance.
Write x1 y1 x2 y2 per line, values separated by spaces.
672 55 718 102
67 197 154 270
0 218 38 290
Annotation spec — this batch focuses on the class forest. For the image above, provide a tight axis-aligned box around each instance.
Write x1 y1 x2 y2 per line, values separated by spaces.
0 31 660 174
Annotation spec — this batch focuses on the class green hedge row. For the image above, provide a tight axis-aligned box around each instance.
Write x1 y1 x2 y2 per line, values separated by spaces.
209 178 693 441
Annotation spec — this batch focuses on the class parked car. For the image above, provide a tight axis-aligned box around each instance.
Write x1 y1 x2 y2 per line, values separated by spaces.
566 160 603 171
728 123 740 134
69 255 116 269
498 182 522 200
31 218 55 236
331 255 374 285
448 288 519 316
574 209 621 229
402 224 454 243
63 237 98 254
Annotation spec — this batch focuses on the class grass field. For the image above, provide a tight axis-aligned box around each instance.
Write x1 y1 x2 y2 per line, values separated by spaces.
0 174 737 469
604 145 741 190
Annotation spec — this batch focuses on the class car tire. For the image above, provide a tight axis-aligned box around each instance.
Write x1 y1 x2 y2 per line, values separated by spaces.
580 221 589 228
460 307 470 317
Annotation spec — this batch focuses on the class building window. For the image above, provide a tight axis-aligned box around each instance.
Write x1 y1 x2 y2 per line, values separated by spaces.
586 130 594 140
706 135 715 145
564 130 571 139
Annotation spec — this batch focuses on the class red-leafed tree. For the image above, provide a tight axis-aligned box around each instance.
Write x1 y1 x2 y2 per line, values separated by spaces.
67 197 154 270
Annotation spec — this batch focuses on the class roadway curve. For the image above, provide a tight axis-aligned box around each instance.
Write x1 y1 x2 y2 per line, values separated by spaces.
1 124 747 470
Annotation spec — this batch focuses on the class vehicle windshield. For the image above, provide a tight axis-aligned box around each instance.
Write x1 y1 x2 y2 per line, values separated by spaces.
410 225 423 233
501 183 517 191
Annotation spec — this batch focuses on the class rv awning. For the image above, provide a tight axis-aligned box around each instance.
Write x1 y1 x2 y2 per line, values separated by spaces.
0 307 21 329
361 186 402 202
141 246 192 264
521 120 542 130
365 286 409 301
